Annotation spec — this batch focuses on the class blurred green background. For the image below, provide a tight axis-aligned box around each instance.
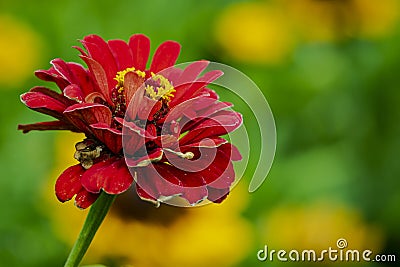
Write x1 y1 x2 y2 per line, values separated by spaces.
1 0 400 266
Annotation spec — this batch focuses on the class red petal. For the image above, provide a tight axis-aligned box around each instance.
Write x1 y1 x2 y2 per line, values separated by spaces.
21 91 66 113
179 111 242 146
207 187 230 203
55 164 85 202
63 103 112 135
177 60 209 85
51 58 75 83
80 56 113 105
108 39 134 71
90 123 122 154
150 41 181 74
81 35 118 86
18 121 78 133
35 68 69 90
155 164 208 204
81 158 133 194
66 62 96 97
75 189 99 209
64 84 84 102
64 103 112 125
129 34 150 70
135 183 157 204
135 164 183 199
171 70 223 107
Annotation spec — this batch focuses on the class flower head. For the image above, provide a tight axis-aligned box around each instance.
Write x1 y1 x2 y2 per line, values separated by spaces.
19 34 242 209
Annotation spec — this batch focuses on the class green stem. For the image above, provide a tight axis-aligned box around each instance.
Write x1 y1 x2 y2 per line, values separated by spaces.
64 191 116 267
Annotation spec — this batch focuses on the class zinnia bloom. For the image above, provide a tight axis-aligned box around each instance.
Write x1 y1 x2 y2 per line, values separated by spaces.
19 34 242 209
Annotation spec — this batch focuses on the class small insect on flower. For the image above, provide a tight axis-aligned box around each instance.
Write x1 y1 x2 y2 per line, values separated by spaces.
74 139 104 169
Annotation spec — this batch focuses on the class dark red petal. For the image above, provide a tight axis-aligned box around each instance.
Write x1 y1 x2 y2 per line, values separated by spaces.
67 62 96 97
18 120 78 133
35 68 69 90
64 84 84 102
51 58 76 83
64 103 112 125
90 123 122 154
155 164 208 205
164 95 207 122
80 56 113 105
179 137 227 149
108 39 134 71
129 34 150 70
21 91 66 113
81 158 133 194
207 187 230 203
150 41 181 74
55 164 85 202
135 164 183 199
81 35 118 86
75 189 99 209
179 111 243 146
30 86 74 105
223 143 242 161
63 103 112 135
206 160 235 189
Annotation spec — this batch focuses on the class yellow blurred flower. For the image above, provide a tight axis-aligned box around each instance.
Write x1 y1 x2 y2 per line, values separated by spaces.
0 14 43 87
46 132 253 267
215 2 295 64
215 0 399 64
282 0 399 41
261 201 384 255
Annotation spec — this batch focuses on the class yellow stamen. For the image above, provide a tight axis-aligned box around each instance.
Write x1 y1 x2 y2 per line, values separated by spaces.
145 74 176 101
114 67 136 86
114 67 175 101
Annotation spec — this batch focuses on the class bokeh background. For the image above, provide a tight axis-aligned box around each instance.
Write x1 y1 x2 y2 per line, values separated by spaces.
1 0 400 266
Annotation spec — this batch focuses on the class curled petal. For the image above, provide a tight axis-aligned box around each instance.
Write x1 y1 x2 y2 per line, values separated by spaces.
64 84 84 102
35 68 69 90
80 55 113 105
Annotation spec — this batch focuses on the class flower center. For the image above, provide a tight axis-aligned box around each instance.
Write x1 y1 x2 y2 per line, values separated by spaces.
144 72 176 102
112 67 175 120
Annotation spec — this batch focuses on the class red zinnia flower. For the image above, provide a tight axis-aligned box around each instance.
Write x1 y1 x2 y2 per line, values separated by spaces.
19 34 242 209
